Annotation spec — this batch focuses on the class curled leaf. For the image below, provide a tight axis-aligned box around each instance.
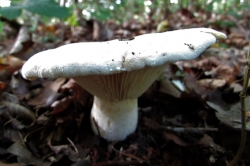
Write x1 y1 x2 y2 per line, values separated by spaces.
0 101 35 128
7 142 51 166
49 96 73 115
28 78 66 108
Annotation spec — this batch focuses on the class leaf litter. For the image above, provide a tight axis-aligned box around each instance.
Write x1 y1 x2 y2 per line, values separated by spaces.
0 9 249 166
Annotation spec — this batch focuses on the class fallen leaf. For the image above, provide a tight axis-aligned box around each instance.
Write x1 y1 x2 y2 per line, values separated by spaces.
28 78 66 108
9 26 34 60
49 96 73 115
198 78 226 89
164 114 183 126
0 101 35 129
36 113 49 125
3 129 24 143
230 82 243 93
225 32 248 48
5 56 24 74
159 79 182 98
71 157 91 166
0 56 24 81
207 96 250 130
10 72 29 100
60 78 92 106
0 161 21 166
7 143 51 166
198 134 225 153
163 132 188 146
1 92 20 104
183 71 208 96
47 136 79 162
0 63 9 70
0 81 7 91
48 140 70 155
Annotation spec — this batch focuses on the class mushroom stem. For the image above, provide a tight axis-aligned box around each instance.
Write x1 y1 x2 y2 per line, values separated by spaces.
91 96 138 141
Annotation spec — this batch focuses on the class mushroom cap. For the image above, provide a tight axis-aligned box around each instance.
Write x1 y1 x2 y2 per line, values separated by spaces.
21 28 226 80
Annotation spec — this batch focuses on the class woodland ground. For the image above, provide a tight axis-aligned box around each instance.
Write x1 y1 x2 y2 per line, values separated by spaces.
0 8 250 166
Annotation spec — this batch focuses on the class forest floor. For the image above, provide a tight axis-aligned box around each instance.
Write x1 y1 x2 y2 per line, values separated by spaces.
0 9 250 166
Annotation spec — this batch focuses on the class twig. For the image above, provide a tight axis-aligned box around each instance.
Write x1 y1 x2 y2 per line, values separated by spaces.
157 126 218 134
92 160 143 166
111 146 145 164
67 137 79 154
23 126 51 142
228 42 250 166
144 121 218 134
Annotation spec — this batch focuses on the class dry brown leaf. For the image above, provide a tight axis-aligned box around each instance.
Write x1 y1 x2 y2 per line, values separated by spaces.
3 129 23 143
5 56 24 73
230 82 243 93
28 78 66 107
163 132 188 146
183 71 208 96
49 96 73 115
207 96 250 130
196 56 221 71
159 79 181 98
198 134 225 153
0 63 9 70
0 56 24 81
0 101 35 129
9 26 34 60
2 92 20 103
48 140 70 154
7 142 51 166
35 113 49 125
0 162 21 166
10 73 29 100
198 78 226 89
71 157 91 166
215 64 238 83
0 81 7 91
47 137 79 162
225 32 248 48
60 79 92 106
164 114 183 126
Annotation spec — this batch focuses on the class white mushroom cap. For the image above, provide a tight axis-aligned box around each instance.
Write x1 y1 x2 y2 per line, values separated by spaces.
21 28 226 80
21 28 226 141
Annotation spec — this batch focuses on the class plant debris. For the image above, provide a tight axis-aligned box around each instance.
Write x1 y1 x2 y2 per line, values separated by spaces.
0 6 250 166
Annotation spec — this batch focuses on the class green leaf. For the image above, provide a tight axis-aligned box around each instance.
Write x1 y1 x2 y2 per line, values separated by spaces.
0 6 22 20
0 21 3 40
91 8 112 21
23 0 70 19
66 13 78 26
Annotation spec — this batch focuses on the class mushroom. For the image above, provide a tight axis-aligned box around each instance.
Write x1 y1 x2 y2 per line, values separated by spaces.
21 28 226 141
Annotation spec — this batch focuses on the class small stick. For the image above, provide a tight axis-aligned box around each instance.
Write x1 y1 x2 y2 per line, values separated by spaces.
143 122 218 134
111 146 145 163
67 137 79 154
157 126 218 134
228 42 250 166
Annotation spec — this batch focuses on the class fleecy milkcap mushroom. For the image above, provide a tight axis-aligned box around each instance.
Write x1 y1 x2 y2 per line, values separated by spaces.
21 28 226 141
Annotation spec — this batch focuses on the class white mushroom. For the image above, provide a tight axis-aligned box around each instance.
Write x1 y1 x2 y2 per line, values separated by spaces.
21 28 226 141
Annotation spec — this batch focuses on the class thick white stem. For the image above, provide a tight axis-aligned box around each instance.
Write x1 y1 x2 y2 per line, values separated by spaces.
90 96 138 141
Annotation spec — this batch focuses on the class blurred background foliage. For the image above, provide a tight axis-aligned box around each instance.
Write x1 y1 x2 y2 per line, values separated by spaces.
0 0 249 26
